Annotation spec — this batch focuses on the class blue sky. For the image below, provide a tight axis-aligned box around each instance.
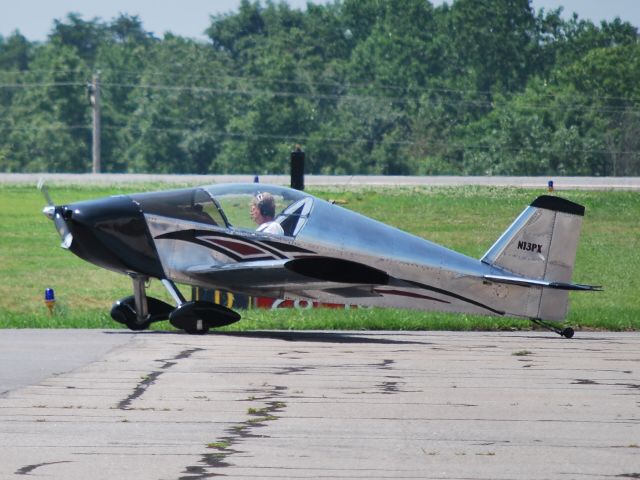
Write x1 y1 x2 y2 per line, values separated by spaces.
1 0 638 42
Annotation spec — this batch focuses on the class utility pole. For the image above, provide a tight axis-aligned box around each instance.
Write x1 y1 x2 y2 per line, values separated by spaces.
89 71 101 173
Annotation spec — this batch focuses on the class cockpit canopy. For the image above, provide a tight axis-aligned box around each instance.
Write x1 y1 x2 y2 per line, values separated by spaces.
131 184 313 237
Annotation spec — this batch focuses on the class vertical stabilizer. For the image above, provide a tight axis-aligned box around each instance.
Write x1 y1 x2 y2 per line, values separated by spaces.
481 195 585 320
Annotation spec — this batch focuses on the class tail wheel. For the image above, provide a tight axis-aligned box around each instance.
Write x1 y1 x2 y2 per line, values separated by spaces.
531 319 576 339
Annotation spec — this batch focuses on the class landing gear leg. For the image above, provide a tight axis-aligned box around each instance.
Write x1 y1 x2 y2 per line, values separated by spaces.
132 275 149 326
161 279 186 306
110 275 152 331
531 319 575 338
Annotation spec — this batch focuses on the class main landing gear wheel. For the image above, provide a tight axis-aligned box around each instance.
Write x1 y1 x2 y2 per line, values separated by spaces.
168 301 241 335
110 287 174 332
110 297 151 331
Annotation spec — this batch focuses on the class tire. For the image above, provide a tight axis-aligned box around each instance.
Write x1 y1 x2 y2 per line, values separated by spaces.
111 298 150 331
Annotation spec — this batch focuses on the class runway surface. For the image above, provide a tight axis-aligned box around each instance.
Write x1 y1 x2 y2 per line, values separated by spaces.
3 173 640 189
1 329 639 479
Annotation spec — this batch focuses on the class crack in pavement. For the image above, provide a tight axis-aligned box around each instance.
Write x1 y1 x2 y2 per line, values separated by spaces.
15 461 71 475
117 348 203 410
179 384 288 480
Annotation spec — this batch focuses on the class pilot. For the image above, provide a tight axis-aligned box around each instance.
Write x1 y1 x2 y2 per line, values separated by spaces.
251 192 284 235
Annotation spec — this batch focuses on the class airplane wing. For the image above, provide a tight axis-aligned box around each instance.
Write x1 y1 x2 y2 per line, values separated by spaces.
187 259 296 288
185 257 389 292
183 256 506 315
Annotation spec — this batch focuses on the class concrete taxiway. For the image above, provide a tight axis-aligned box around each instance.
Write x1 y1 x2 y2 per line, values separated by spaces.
1 330 639 479
3 173 640 190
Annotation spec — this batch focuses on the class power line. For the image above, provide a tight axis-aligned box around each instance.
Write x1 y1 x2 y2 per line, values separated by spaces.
0 81 85 88
0 125 90 132
102 125 640 156
69 67 640 105
1 122 637 156
110 81 640 114
0 69 90 77
1 79 637 115
1 67 639 106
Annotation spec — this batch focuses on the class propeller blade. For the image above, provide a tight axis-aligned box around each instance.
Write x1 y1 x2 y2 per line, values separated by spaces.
38 179 73 249
54 210 74 249
59 225 73 249
37 178 54 206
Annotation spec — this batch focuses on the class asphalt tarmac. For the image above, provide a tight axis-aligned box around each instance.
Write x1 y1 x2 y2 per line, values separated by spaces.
0 329 133 395
1 329 639 479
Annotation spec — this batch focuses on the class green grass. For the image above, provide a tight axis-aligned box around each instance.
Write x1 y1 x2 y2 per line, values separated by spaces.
1 183 638 331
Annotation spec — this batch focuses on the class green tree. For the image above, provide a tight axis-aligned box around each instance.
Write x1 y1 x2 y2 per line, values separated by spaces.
93 15 156 171
48 13 108 63
0 31 31 71
1 0 639 176
0 31 33 107
124 35 232 173
5 45 90 172
445 0 539 94
557 44 640 175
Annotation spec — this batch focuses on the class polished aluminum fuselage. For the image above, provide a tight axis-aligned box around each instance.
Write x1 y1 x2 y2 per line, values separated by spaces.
44 178 597 337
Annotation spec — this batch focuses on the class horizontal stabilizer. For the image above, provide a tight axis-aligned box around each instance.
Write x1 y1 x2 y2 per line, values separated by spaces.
483 274 602 291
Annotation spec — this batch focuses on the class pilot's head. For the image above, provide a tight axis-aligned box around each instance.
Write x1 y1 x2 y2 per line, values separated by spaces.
250 192 276 224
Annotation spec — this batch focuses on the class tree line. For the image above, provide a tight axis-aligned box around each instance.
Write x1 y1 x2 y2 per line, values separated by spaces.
0 0 638 176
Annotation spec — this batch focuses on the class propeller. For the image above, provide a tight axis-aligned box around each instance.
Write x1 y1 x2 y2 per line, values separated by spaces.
38 179 73 249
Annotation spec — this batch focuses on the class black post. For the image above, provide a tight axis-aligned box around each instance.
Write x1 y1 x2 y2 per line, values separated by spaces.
290 146 305 191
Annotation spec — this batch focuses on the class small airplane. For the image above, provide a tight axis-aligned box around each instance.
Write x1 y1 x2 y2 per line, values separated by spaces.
40 181 600 337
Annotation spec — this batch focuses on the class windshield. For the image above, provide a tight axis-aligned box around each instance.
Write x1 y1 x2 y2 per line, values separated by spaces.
131 188 227 227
